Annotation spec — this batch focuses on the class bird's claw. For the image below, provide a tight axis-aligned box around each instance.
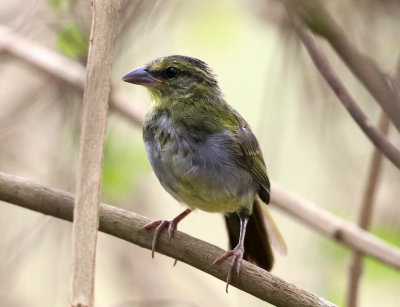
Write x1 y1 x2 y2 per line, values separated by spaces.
143 219 178 258
212 245 245 292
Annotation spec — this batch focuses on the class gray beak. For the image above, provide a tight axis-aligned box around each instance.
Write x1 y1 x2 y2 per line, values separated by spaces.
121 66 162 86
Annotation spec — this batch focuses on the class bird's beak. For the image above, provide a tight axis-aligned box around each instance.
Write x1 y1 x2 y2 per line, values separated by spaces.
121 66 162 86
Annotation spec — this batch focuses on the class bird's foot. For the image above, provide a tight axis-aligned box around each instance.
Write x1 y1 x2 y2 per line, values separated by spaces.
143 219 178 258
142 209 191 258
212 244 245 292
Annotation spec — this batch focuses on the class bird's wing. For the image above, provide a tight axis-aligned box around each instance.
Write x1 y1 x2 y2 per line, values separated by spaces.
233 126 271 202
231 125 286 255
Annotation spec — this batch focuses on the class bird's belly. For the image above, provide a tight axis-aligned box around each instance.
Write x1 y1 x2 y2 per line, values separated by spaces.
144 133 257 213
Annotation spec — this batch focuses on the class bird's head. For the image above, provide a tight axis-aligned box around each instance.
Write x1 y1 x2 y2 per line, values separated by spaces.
122 55 221 106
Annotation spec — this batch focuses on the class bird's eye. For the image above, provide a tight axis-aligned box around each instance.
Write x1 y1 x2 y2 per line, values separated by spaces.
165 67 179 78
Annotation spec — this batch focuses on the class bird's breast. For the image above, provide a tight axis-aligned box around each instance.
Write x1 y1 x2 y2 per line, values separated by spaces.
143 111 256 213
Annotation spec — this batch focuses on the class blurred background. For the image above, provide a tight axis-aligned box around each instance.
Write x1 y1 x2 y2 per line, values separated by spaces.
0 0 399 306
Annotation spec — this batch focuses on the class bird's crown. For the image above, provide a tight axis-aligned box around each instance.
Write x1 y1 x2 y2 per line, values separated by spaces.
145 55 218 87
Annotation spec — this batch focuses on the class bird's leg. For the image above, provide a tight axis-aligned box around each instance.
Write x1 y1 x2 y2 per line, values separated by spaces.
143 209 192 258
212 216 249 292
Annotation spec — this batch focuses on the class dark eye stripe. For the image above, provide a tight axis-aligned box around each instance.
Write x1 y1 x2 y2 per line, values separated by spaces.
149 69 212 85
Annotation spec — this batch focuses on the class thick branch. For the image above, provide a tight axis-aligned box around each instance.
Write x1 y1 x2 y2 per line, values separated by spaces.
291 22 400 170
271 184 400 270
0 25 145 126
286 0 400 133
0 172 336 307
70 2 122 306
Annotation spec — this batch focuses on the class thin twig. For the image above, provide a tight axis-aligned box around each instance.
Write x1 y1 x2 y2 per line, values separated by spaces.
346 111 390 307
0 171 336 307
285 0 400 133
290 21 400 170
0 24 146 126
70 2 122 307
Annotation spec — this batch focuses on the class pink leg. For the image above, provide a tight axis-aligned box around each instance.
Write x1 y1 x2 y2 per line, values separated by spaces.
212 216 248 292
143 209 191 258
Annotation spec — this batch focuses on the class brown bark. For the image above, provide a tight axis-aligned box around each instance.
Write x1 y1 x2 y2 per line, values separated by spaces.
0 171 336 307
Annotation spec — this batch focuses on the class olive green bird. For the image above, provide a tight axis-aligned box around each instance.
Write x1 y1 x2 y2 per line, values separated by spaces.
122 55 286 290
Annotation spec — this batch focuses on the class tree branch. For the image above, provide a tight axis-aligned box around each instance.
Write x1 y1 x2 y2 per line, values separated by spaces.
285 0 400 133
0 171 336 307
346 111 390 307
70 2 122 306
0 24 146 126
289 21 400 170
271 184 400 270
346 50 400 307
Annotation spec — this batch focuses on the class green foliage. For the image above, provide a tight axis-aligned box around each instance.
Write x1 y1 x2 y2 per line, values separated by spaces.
56 23 88 59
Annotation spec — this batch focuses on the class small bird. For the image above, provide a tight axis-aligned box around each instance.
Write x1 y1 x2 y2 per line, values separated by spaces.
122 55 285 290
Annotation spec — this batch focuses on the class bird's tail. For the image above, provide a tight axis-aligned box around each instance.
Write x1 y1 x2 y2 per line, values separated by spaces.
224 198 277 271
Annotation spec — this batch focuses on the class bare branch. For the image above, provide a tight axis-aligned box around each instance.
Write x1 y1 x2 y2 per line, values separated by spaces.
285 0 400 133
0 24 145 126
0 171 336 307
346 111 390 307
347 50 400 307
290 21 400 170
70 1 122 307
271 184 400 270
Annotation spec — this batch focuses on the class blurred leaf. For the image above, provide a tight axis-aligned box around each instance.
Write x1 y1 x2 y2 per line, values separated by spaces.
48 0 74 11
365 226 400 282
56 23 88 59
102 129 150 202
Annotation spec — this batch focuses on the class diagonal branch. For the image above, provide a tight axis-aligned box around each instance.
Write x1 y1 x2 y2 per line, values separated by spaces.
271 184 400 270
285 0 400 133
290 21 400 170
0 171 336 307
0 24 146 126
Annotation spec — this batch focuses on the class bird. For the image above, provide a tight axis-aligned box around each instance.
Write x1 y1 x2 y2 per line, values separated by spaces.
122 55 285 291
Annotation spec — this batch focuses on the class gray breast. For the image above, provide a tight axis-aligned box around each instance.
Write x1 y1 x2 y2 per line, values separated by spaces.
143 114 257 212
